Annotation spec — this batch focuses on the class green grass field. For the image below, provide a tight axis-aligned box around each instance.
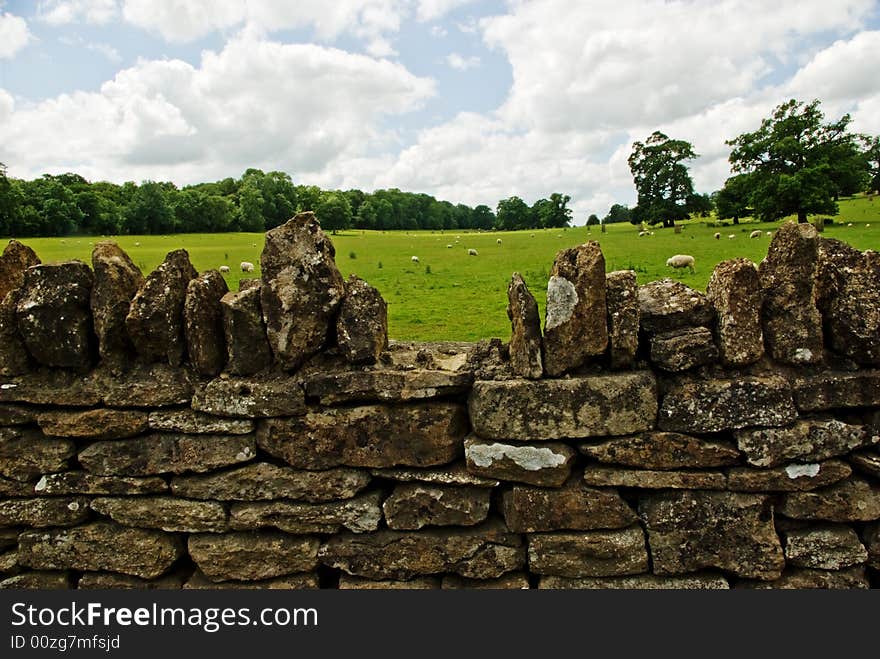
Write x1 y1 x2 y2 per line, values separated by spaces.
8 196 880 341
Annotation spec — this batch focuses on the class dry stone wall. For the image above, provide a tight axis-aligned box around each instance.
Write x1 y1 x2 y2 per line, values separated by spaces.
0 216 879 590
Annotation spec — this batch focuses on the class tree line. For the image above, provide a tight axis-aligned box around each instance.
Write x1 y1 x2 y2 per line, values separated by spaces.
0 164 576 237
625 98 880 227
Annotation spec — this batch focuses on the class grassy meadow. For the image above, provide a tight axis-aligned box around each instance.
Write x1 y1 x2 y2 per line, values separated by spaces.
9 196 880 342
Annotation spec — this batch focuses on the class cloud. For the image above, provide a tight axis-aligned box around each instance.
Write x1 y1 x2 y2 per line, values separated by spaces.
59 34 122 62
37 0 119 25
416 0 475 22
0 31 435 183
0 12 31 59
0 88 14 123
445 52 479 70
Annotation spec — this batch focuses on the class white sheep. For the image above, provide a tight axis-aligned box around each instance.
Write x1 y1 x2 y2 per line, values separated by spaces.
867 224 871 227
847 223 853 227
766 231 772 236
714 232 721 240
446 244 452 248
728 234 736 239
496 238 502 244
219 265 230 273
749 230 763 238
638 231 649 237
468 248 478 256
134 241 141 247
411 256 420 263
666 254 695 273
240 261 255 272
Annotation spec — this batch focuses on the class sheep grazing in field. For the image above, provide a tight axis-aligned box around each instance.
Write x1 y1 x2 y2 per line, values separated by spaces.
749 230 763 238
240 261 255 273
496 238 502 244
714 232 721 239
728 234 736 239
446 244 452 248
219 265 230 273
766 231 772 236
411 256 420 263
847 223 854 227
638 231 649 237
867 224 871 227
468 248 478 256
666 254 695 274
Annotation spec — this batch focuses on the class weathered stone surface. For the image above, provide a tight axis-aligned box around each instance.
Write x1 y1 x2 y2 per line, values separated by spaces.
539 573 729 589
304 370 473 405
0 477 32 496
465 436 575 487
370 464 499 488
126 249 197 366
0 428 74 481
649 327 718 372
543 242 607 376
230 491 382 534
78 433 255 476
735 418 876 467
37 408 148 440
783 524 867 570
18 522 183 579
0 240 40 301
184 270 228 377
94 363 195 408
33 471 168 496
260 213 345 371
727 460 851 492
0 498 89 527
849 449 880 478
383 483 490 530
605 270 639 369
759 222 824 364
469 372 657 441
527 527 648 577
706 258 763 366
465 338 516 380
90 241 143 366
640 491 784 580
502 479 637 533
506 272 543 379
582 465 726 490
184 571 318 590
338 575 440 589
173 463 370 502
441 573 531 589
188 532 319 582
319 519 525 580
0 404 35 426
816 239 880 365
257 403 466 469
792 370 880 411
148 409 254 435
0 528 19 551
0 291 31 376
0 369 101 406
238 278 260 292
638 279 714 334
658 376 797 433
0 571 72 589
579 432 740 470
0 548 19 574
221 284 273 376
777 477 880 522
192 374 305 418
16 261 94 370
738 566 869 589
337 275 388 365
79 572 185 590
865 522 880 569
91 496 228 532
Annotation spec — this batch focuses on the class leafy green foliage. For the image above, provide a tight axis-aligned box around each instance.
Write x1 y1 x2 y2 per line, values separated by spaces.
628 131 698 227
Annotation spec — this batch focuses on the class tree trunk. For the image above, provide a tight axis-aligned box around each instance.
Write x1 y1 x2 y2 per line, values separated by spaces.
733 216 739 225
797 210 808 223
663 218 675 228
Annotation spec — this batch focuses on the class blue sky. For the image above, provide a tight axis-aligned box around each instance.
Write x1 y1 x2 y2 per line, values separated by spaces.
1 1 879 222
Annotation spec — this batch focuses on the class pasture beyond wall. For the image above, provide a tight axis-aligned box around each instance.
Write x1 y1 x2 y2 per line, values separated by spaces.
0 213 878 589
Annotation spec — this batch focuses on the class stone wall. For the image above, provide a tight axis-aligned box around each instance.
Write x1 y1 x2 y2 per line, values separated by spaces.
0 215 878 590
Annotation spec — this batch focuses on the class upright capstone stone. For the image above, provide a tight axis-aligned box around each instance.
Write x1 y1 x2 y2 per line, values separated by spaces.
507 272 543 379
90 242 143 367
221 284 273 376
605 270 639 369
16 261 94 370
126 249 198 367
638 279 714 334
706 258 763 366
543 242 608 376
336 275 388 365
260 212 345 372
816 239 880 366
0 240 40 302
759 222 823 364
184 270 228 377
0 290 30 376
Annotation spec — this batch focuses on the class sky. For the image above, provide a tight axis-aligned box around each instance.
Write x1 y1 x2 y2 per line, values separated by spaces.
1 0 879 223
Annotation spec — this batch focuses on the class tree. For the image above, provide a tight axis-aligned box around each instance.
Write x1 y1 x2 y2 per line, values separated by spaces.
603 203 633 225
685 192 713 218
628 131 698 227
713 174 752 224
471 204 495 230
866 136 880 195
0 162 19 237
496 196 532 230
123 181 174 234
315 191 352 234
535 193 572 228
586 213 600 226
726 98 868 223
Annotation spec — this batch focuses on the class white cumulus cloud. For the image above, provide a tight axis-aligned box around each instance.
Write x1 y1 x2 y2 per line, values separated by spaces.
0 12 31 59
37 0 119 25
445 52 479 70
